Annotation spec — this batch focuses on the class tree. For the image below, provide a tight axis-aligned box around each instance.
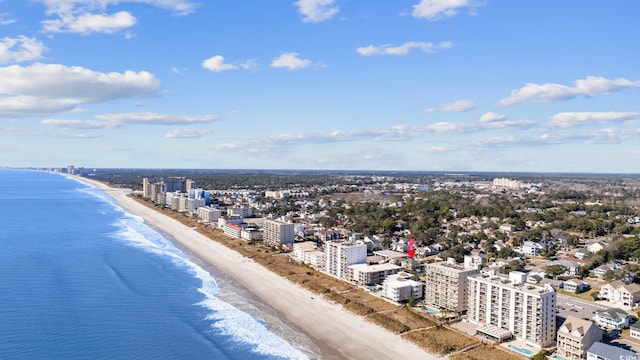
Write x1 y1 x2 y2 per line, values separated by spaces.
545 264 568 280
533 349 550 360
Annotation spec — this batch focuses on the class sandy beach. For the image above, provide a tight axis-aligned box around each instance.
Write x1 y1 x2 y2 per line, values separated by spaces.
75 176 438 360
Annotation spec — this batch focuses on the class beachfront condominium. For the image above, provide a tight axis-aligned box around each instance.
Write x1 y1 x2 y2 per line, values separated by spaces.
423 258 479 313
467 271 556 347
324 240 367 280
263 219 295 249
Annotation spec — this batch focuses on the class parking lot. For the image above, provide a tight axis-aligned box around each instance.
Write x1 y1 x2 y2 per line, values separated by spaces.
556 294 607 321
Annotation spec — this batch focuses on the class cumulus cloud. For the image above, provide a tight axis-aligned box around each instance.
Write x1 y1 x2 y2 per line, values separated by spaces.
164 128 211 138
426 99 475 112
499 76 640 106
39 0 197 34
42 11 137 34
0 36 47 64
42 112 219 129
412 0 486 20
357 41 452 56
0 63 160 117
548 111 640 129
270 52 314 70
201 55 256 72
294 0 339 23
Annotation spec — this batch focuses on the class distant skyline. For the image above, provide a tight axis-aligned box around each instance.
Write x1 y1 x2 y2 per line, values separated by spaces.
1 1 639 172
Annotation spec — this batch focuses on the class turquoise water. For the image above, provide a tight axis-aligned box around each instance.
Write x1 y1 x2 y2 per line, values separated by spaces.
552 354 567 360
507 344 534 356
420 305 440 314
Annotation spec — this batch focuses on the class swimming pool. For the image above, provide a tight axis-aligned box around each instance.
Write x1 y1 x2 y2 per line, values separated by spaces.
507 344 534 356
551 354 567 360
420 305 440 314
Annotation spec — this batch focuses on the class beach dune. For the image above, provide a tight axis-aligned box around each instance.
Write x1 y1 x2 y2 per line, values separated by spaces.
78 177 437 360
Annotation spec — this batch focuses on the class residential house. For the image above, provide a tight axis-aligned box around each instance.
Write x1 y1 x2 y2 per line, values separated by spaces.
556 316 602 360
587 242 607 254
630 322 640 340
599 281 640 310
586 341 637 360
592 265 611 278
522 241 545 257
592 308 630 330
563 279 589 294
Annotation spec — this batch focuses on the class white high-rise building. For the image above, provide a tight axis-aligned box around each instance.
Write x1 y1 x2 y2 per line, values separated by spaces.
263 219 295 248
468 271 556 347
324 240 367 280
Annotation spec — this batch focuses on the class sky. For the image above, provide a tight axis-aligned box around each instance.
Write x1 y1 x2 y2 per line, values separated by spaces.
0 0 639 172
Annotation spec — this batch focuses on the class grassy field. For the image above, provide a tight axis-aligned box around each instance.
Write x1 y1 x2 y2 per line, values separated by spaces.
557 287 600 302
449 344 524 360
130 196 520 358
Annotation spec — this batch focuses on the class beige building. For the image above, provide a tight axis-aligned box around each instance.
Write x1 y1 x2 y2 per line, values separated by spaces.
263 219 295 249
556 316 602 360
467 271 556 347
196 207 221 223
347 263 401 286
423 259 479 313
599 281 640 310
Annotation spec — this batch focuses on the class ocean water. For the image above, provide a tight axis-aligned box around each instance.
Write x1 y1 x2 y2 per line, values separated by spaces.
0 170 310 360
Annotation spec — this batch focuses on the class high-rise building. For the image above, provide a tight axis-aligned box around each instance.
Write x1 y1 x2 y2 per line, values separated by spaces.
468 271 556 347
324 240 367 280
142 178 151 199
163 177 187 193
186 179 197 193
423 259 479 313
263 219 295 249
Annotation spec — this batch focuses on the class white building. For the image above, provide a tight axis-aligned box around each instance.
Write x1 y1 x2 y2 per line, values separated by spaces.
381 272 424 302
324 240 367 280
240 227 261 242
592 308 630 330
347 263 401 286
522 241 545 257
599 281 640 310
423 259 479 313
224 223 243 238
228 206 254 218
197 207 222 223
263 219 295 249
291 241 318 262
467 271 556 347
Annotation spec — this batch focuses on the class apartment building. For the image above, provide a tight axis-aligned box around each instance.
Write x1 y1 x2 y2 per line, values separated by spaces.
467 271 556 347
324 240 367 280
599 281 640 310
347 263 401 286
262 219 295 249
423 259 479 313
197 207 221 223
381 272 424 302
557 316 602 360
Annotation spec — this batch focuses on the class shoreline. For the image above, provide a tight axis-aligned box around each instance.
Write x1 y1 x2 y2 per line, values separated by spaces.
73 175 437 360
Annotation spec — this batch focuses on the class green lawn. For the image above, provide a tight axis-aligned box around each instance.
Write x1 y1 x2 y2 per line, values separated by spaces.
558 287 600 302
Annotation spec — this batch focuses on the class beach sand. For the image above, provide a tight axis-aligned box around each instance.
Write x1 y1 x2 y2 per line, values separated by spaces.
76 176 439 360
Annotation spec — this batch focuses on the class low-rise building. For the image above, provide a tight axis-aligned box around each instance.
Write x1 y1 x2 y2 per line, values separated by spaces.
563 279 589 294
556 316 602 360
592 308 630 330
630 322 640 340
586 341 637 360
599 281 640 310
347 263 401 286
197 206 222 223
381 272 424 302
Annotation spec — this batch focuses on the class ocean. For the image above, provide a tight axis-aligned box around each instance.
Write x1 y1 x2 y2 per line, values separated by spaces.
0 169 313 360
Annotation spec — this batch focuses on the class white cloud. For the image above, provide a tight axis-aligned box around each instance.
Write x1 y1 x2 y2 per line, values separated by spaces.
164 128 211 138
294 0 339 23
479 111 506 123
548 111 640 128
201 55 257 72
0 36 47 64
42 11 137 34
42 112 219 129
0 63 160 116
412 0 486 20
426 99 475 112
39 0 197 34
357 41 452 56
499 76 640 106
202 55 238 72
0 12 16 25
270 52 314 70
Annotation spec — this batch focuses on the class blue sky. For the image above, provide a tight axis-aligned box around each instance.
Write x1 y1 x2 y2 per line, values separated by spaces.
1 0 639 172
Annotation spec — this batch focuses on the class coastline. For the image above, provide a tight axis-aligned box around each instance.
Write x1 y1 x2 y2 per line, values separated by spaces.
74 175 437 360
